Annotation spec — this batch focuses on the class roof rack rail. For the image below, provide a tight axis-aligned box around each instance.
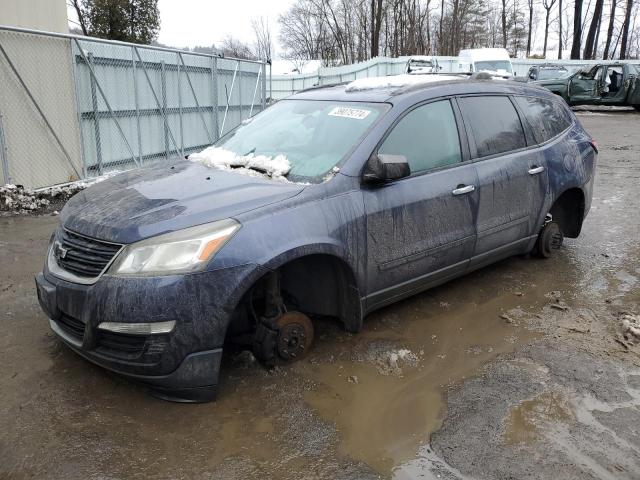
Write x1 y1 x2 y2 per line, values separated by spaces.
298 81 349 93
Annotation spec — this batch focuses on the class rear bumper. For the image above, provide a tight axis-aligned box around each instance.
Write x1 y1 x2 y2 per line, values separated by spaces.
35 261 265 401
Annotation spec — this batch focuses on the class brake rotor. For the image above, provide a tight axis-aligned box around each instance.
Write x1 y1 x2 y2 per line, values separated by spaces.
274 311 314 362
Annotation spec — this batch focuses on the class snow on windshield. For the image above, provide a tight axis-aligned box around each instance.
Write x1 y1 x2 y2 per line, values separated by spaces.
188 146 292 181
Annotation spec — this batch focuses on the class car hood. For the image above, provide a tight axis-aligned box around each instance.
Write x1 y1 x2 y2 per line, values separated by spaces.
60 161 305 244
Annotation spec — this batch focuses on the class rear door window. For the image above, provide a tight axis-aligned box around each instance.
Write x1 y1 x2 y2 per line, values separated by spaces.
459 96 526 157
379 99 462 174
514 96 572 144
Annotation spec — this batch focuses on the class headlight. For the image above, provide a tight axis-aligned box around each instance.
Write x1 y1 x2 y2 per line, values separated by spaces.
109 219 240 276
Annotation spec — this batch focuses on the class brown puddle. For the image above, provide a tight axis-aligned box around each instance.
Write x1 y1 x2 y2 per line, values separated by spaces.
300 269 546 473
0 216 584 478
504 391 575 445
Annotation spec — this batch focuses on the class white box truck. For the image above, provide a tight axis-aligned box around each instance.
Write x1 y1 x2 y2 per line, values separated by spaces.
457 48 514 78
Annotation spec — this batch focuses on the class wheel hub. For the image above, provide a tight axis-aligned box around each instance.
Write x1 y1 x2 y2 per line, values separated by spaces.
275 311 314 362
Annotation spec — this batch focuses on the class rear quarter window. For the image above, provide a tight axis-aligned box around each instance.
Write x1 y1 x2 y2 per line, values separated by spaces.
514 96 572 144
459 96 527 157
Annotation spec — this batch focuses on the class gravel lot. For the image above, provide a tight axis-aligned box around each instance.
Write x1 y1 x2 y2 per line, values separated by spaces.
1 110 639 479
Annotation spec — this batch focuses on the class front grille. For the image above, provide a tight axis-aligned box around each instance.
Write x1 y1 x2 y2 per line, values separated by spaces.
56 313 85 341
97 331 147 355
56 229 122 278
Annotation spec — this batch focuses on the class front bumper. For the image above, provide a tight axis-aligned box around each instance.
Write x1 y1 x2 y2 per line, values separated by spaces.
36 261 263 401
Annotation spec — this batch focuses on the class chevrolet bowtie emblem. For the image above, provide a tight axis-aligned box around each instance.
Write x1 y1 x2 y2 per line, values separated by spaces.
54 241 69 260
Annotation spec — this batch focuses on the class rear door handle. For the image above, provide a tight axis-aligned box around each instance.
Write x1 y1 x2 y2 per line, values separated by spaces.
452 185 475 195
528 166 545 175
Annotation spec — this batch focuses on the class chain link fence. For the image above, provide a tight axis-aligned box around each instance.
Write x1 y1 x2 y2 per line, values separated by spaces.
0 26 267 189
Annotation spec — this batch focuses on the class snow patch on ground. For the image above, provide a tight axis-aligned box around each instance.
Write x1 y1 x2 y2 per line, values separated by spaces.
188 146 292 181
1 171 122 216
354 340 420 376
622 313 640 340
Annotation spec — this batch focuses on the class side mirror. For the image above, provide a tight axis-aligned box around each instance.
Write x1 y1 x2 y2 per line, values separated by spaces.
363 154 410 183
529 73 536 80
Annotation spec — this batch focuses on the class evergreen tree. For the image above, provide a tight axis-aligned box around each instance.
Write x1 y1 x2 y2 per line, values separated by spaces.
74 0 160 44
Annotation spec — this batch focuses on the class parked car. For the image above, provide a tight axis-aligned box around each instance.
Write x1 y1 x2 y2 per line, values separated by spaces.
535 62 640 110
405 56 441 74
458 48 514 78
36 75 597 402
525 64 570 81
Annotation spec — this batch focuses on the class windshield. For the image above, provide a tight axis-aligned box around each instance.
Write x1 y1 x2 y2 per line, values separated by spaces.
538 68 568 80
215 100 388 182
475 60 513 74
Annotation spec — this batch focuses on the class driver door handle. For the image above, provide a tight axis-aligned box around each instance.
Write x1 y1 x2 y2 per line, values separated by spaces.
452 185 475 195
528 166 545 175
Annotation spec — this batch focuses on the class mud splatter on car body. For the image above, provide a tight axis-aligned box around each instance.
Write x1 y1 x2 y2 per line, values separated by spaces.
35 77 596 401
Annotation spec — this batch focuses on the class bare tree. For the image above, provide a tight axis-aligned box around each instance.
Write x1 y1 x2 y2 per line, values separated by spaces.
502 0 508 48
620 0 635 58
526 0 534 56
220 35 255 60
558 0 564 57
279 0 331 64
584 0 604 58
570 0 583 58
71 0 89 35
603 0 618 58
371 0 384 56
542 0 558 57
278 0 554 63
252 17 273 61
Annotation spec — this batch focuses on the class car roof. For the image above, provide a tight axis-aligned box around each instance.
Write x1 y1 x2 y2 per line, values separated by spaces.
290 74 557 104
537 64 568 69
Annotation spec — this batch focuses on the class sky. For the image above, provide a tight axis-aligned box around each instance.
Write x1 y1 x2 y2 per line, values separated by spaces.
68 0 294 54
157 0 293 51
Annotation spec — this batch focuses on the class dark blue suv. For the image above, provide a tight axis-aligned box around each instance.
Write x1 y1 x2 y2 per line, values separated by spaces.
35 76 597 402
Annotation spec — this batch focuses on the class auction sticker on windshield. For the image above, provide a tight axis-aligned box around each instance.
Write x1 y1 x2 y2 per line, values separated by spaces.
328 106 371 120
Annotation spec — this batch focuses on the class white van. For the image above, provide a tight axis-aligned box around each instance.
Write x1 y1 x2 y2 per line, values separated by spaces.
458 48 514 78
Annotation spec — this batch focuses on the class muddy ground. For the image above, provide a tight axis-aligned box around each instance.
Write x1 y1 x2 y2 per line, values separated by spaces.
1 111 639 480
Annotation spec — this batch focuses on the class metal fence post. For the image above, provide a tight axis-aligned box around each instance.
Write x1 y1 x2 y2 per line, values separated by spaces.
262 62 267 110
131 46 180 160
177 52 184 157
220 61 238 136
132 46 143 165
0 111 10 184
69 39 88 179
160 60 169 160
87 52 103 174
212 56 219 141
249 65 262 117
238 61 243 122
